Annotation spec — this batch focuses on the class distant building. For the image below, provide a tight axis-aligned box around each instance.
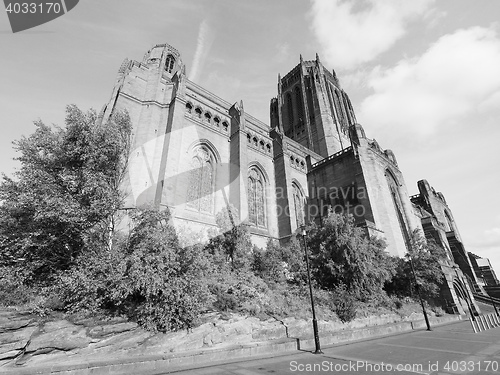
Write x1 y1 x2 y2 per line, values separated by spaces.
101 43 488 315
469 253 499 286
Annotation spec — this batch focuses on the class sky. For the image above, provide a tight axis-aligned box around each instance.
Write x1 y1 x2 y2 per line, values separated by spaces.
1 0 499 275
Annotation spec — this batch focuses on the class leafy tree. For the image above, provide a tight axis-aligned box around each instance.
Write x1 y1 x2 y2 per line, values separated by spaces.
116 207 212 331
305 210 395 300
253 238 306 284
205 205 253 270
0 105 131 280
385 229 446 299
58 207 213 331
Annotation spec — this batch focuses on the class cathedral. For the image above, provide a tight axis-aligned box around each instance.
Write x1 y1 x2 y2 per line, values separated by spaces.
101 43 481 315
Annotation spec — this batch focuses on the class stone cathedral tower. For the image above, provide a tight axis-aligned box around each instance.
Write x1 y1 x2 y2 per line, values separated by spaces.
270 54 355 157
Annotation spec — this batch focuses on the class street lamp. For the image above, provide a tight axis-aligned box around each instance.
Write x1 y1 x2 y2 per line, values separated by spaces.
301 226 323 354
408 255 432 331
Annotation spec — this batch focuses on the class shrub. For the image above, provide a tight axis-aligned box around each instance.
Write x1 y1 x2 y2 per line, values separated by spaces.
332 284 358 323
56 207 214 332
306 211 395 301
0 266 33 307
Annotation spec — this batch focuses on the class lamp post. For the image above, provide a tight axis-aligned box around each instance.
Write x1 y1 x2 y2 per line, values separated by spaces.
301 226 323 354
408 256 432 331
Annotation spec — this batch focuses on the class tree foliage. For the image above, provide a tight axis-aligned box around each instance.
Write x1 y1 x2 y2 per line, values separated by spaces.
58 207 213 331
306 211 395 300
0 105 131 280
253 238 306 284
385 229 446 299
205 205 253 271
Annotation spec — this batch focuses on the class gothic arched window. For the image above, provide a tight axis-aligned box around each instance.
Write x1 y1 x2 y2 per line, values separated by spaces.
292 183 305 227
186 147 214 213
165 54 175 73
294 86 304 122
334 89 348 133
445 210 454 232
248 168 266 227
386 171 410 250
286 93 294 129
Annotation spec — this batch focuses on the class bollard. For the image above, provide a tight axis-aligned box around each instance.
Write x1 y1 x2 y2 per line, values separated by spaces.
483 315 491 330
470 316 478 333
478 316 486 331
486 314 493 329
486 315 493 329
494 314 500 327
482 315 488 330
489 314 497 328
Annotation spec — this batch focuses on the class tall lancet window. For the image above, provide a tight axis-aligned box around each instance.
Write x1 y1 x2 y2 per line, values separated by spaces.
294 86 304 122
248 168 266 227
165 54 175 73
292 183 305 227
386 171 410 251
286 93 294 129
187 147 214 213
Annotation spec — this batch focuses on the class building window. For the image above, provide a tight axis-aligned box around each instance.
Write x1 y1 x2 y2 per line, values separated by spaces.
445 210 454 232
286 93 294 129
248 168 266 227
186 147 214 213
293 183 305 227
204 112 211 123
294 86 304 122
165 54 175 73
386 171 410 250
185 102 193 113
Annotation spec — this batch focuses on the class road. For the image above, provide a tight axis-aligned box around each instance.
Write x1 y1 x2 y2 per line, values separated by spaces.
161 319 500 375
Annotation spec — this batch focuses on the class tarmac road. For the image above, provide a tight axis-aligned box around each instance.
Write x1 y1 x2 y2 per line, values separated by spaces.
161 319 500 375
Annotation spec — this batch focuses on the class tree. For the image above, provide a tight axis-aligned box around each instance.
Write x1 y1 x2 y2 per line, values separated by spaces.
0 105 131 280
57 207 213 331
205 205 253 271
253 238 306 284
385 229 446 299
306 210 395 300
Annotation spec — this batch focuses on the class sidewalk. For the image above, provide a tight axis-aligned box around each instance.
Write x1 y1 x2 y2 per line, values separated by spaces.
0 314 463 375
163 318 500 375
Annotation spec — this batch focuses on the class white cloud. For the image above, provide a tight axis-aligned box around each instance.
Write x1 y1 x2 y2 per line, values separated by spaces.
309 0 435 70
358 26 500 135
189 19 215 82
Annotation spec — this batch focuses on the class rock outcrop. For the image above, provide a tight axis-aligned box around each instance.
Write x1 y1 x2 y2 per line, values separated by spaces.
0 307 429 370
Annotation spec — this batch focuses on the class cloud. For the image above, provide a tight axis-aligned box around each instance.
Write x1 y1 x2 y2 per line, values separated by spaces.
189 19 215 82
309 0 435 70
358 26 500 135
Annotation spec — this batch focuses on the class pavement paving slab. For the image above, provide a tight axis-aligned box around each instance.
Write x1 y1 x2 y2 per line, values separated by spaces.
159 320 500 375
